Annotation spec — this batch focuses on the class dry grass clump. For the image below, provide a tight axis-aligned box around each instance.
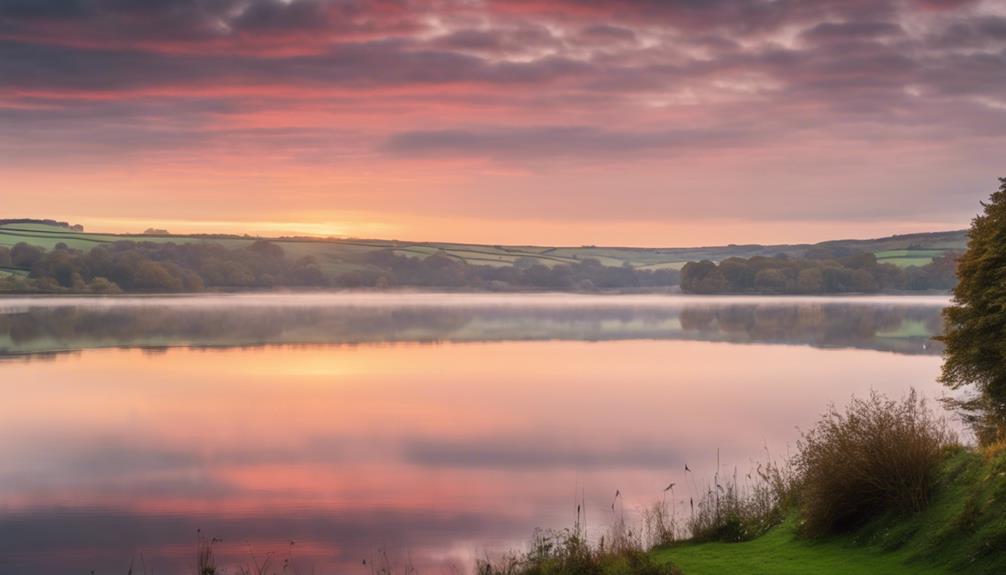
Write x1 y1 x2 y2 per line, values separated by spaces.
477 518 678 575
687 456 798 542
796 389 956 536
641 500 678 549
196 530 217 575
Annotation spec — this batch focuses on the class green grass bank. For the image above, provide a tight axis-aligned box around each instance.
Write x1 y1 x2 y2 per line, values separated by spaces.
655 448 1006 575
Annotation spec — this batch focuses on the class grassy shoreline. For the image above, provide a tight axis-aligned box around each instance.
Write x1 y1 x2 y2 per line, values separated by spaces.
475 392 1005 575
655 447 1006 574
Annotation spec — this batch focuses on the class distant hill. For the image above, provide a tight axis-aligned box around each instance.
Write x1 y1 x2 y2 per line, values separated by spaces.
0 221 967 279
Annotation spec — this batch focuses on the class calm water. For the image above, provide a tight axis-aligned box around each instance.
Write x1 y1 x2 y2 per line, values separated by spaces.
0 293 949 574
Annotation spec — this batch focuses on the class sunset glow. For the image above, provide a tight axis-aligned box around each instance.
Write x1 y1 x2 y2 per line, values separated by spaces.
2 5 1003 571
4 0 1004 244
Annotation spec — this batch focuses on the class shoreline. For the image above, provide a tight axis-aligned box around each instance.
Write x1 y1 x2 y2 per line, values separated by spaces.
0 290 953 309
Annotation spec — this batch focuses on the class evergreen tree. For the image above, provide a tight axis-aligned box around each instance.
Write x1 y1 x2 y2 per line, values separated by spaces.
940 177 1006 443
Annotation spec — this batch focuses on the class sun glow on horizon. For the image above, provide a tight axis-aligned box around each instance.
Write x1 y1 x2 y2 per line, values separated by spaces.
71 216 399 239
60 214 967 249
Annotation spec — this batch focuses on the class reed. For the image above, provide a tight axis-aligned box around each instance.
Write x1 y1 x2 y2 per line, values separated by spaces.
686 451 798 543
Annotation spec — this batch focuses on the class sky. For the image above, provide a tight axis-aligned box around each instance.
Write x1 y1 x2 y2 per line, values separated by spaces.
1 0 1005 246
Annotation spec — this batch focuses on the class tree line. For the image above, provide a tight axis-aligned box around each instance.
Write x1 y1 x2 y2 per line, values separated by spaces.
0 240 327 293
0 238 958 296
0 218 83 231
0 240 681 293
680 249 958 294
335 250 681 291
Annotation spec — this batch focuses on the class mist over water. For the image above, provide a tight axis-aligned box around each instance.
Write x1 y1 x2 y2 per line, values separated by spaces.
0 293 948 357
0 294 949 574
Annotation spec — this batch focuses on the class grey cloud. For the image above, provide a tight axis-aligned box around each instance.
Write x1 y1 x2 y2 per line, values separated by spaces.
0 0 423 42
0 39 589 92
0 0 86 20
381 125 754 159
1 0 1004 168
231 0 335 32
801 20 904 43
579 24 638 43
933 15 1006 48
492 0 905 36
435 25 560 54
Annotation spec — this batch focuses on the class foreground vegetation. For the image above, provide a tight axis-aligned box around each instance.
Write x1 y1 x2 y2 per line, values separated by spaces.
479 391 1005 575
658 445 1006 575
940 177 1006 443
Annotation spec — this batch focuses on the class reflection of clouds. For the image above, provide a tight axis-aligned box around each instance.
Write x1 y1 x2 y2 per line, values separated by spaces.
0 506 521 574
0 434 392 496
403 436 692 469
0 440 235 506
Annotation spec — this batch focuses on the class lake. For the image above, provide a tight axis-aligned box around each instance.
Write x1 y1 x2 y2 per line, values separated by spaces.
0 293 950 574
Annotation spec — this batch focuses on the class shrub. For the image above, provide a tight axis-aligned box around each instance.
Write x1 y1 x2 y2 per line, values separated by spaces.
87 277 122 294
796 390 956 536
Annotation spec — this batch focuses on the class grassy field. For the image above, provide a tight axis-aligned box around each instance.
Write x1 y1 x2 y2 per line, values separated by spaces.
875 249 949 268
655 518 943 575
656 448 1006 575
0 222 967 276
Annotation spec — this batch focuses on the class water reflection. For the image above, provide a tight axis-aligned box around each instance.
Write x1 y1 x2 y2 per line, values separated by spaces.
0 294 949 574
0 293 947 357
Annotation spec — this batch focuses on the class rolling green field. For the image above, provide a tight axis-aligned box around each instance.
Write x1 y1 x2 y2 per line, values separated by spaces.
0 222 967 277
656 449 1006 575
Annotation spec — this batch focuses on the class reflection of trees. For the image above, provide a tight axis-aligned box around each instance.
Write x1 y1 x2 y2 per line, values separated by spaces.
0 306 472 348
678 304 942 355
0 302 944 357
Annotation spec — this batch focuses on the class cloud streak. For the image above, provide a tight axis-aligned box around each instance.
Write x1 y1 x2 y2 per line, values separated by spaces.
382 125 757 158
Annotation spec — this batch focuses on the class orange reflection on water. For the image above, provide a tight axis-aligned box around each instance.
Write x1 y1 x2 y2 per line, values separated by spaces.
0 340 943 573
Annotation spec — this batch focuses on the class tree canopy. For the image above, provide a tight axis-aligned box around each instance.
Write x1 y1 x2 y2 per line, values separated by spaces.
940 177 1006 443
0 240 681 294
680 250 957 295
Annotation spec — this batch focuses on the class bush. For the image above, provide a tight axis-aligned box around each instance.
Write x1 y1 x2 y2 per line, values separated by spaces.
796 390 956 536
